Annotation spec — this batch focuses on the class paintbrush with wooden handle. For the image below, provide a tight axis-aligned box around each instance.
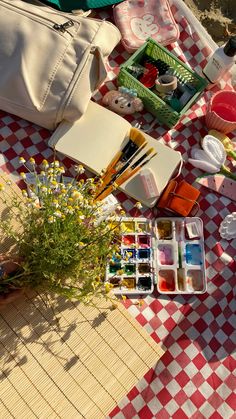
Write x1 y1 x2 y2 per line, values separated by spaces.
95 128 146 196
96 148 157 201
95 140 148 198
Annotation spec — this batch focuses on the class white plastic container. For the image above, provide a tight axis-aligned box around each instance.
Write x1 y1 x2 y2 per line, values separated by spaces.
202 36 236 84
105 216 207 295
155 218 207 294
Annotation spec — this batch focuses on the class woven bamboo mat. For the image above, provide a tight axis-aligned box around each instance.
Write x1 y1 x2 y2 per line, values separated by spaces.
0 172 23 255
0 293 164 418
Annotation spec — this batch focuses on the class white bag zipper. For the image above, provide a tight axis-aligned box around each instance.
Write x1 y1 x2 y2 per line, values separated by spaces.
0 0 78 37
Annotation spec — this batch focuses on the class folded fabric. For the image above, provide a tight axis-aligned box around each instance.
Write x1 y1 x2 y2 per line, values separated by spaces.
157 180 200 216
113 0 179 53
41 0 124 12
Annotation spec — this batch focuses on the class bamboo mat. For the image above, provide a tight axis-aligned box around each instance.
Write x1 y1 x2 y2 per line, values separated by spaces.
0 293 164 418
0 172 23 255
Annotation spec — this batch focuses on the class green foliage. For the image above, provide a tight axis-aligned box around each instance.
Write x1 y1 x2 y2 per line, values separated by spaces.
0 159 122 303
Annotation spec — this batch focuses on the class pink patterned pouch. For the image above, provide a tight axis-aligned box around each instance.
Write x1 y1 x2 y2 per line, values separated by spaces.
113 0 179 53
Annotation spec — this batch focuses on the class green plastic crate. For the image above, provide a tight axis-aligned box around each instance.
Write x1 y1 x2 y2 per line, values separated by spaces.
118 38 208 128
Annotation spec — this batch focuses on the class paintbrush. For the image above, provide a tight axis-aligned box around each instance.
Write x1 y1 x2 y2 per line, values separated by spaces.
98 147 155 196
95 140 148 197
96 148 157 201
95 128 146 196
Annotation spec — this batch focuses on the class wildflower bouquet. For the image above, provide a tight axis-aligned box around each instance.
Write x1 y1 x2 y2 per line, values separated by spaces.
0 158 122 303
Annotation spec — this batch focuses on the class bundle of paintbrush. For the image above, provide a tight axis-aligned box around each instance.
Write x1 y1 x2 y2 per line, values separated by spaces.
94 128 157 201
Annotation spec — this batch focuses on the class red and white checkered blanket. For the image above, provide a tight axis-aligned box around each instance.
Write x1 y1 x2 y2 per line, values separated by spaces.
0 1 235 417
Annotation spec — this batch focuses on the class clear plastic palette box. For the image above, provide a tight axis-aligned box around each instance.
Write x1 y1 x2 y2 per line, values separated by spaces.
106 217 207 295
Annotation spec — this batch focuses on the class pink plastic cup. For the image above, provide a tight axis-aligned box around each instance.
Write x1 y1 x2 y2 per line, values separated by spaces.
205 90 236 134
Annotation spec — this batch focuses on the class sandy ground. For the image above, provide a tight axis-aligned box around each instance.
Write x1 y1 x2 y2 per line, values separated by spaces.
182 0 236 45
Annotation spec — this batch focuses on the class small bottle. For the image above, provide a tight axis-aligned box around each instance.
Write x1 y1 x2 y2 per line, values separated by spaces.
202 36 236 84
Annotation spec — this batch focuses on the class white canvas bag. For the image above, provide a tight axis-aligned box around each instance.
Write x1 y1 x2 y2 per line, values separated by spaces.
0 0 121 130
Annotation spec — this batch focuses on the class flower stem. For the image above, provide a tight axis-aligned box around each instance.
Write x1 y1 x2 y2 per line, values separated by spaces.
220 165 236 181
227 150 236 161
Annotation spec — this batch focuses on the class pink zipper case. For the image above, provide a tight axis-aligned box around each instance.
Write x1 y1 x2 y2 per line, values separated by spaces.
113 0 180 53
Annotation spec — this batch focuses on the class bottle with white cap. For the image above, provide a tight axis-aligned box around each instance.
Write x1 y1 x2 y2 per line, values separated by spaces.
202 36 236 84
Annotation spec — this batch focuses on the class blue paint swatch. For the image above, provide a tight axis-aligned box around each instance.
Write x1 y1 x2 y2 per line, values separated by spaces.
137 248 151 259
186 244 202 265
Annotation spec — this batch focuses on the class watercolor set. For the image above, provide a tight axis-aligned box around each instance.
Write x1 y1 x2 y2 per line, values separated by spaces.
106 218 155 295
106 217 206 295
155 217 206 294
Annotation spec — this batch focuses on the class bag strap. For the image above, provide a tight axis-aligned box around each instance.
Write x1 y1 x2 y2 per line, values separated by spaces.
90 46 107 90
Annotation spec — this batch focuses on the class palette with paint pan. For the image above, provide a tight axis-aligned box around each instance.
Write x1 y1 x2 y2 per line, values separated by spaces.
106 217 207 295
155 217 207 294
106 217 155 295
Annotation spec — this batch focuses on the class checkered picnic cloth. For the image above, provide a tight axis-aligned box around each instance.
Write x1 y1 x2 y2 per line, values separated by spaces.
0 1 235 418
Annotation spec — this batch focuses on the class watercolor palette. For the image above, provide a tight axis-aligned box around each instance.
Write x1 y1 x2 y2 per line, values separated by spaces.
155 217 206 294
106 218 155 295
106 217 207 295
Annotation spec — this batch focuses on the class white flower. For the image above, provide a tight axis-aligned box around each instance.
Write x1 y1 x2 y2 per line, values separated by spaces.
65 206 74 214
135 201 142 209
54 210 62 218
22 189 28 197
71 190 83 200
42 159 49 169
75 164 85 174
50 180 58 189
20 172 26 180
48 216 56 223
86 178 94 184
29 157 36 165
19 157 26 164
51 160 59 168
40 185 48 193
26 201 38 208
52 200 59 208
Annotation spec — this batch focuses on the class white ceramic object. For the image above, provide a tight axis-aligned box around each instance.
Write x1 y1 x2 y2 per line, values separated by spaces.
189 134 226 173
219 212 236 240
